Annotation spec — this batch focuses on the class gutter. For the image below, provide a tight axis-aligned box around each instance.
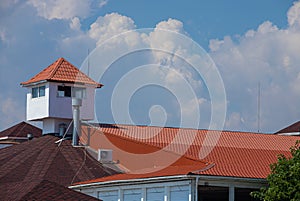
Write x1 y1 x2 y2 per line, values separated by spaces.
70 175 192 189
0 136 28 141
195 175 267 183
20 80 47 87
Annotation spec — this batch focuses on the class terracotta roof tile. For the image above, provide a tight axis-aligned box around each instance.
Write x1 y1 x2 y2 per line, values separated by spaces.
75 163 209 185
21 57 102 88
79 124 300 181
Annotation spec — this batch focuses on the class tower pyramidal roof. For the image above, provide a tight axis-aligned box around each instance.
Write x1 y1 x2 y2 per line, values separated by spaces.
21 57 102 88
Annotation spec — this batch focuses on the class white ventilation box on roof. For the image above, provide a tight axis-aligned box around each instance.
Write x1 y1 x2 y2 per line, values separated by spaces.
98 149 113 163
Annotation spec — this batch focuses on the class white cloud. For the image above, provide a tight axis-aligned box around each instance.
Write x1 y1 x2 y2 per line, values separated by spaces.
287 0 300 28
98 0 108 7
27 0 92 20
88 13 137 46
209 0 300 132
18 0 300 132
70 17 81 30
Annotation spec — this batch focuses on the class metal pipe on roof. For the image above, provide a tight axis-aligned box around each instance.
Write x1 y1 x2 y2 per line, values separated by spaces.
72 98 82 146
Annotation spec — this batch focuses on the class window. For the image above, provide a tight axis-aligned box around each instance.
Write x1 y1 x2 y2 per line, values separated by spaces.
146 187 164 201
57 86 71 97
57 86 86 98
32 86 45 98
98 190 118 201
198 186 228 201
170 185 189 201
123 189 142 201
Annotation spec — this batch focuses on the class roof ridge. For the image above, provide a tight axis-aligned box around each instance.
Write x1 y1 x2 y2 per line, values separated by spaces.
48 57 65 79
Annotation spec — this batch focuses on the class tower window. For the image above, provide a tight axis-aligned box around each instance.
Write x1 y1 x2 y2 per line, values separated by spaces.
32 86 45 98
57 86 71 97
57 85 86 98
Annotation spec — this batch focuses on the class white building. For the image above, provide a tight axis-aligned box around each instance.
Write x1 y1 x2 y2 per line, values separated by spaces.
21 57 102 135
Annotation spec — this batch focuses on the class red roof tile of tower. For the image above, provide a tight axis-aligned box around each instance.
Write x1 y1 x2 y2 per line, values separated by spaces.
20 57 102 88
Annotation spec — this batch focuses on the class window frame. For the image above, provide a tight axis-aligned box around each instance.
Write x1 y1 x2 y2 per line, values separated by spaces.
31 85 46 98
57 85 72 97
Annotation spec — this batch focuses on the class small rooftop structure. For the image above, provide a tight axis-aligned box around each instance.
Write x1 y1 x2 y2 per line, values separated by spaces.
275 120 300 135
0 121 42 148
20 58 102 136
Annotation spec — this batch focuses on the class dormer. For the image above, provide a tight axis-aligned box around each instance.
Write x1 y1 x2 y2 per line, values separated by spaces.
21 57 102 135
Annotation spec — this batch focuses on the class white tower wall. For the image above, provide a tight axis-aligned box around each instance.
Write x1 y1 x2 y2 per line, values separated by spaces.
26 83 49 121
25 82 96 135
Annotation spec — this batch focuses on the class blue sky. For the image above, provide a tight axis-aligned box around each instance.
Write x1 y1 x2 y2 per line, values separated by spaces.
1 0 300 133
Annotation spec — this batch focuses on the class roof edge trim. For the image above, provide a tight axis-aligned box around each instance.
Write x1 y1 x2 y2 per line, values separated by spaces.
70 175 192 188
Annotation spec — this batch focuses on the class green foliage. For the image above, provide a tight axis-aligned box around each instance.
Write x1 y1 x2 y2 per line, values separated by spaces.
251 140 300 201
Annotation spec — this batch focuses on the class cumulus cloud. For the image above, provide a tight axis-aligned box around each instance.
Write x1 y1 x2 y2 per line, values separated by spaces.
209 0 300 132
61 14 221 129
70 17 81 30
98 0 108 7
287 0 300 28
27 0 92 20
88 13 137 46
3 0 299 132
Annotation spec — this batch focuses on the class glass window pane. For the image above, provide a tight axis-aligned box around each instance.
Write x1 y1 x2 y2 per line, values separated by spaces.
147 187 164 201
123 189 141 201
98 190 118 201
65 86 71 97
198 186 229 201
57 86 71 97
170 185 189 201
39 86 45 97
32 87 38 98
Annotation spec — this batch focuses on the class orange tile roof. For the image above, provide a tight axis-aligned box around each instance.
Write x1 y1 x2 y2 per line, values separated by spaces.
21 57 102 88
80 125 210 174
74 163 211 186
79 123 299 182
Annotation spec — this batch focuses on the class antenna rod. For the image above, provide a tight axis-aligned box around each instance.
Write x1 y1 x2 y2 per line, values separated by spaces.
257 82 261 133
87 49 90 77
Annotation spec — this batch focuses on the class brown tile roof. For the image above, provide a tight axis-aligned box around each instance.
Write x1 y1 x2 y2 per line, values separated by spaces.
275 120 300 134
79 124 299 182
20 57 103 88
0 121 42 138
1 180 101 201
0 134 118 200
